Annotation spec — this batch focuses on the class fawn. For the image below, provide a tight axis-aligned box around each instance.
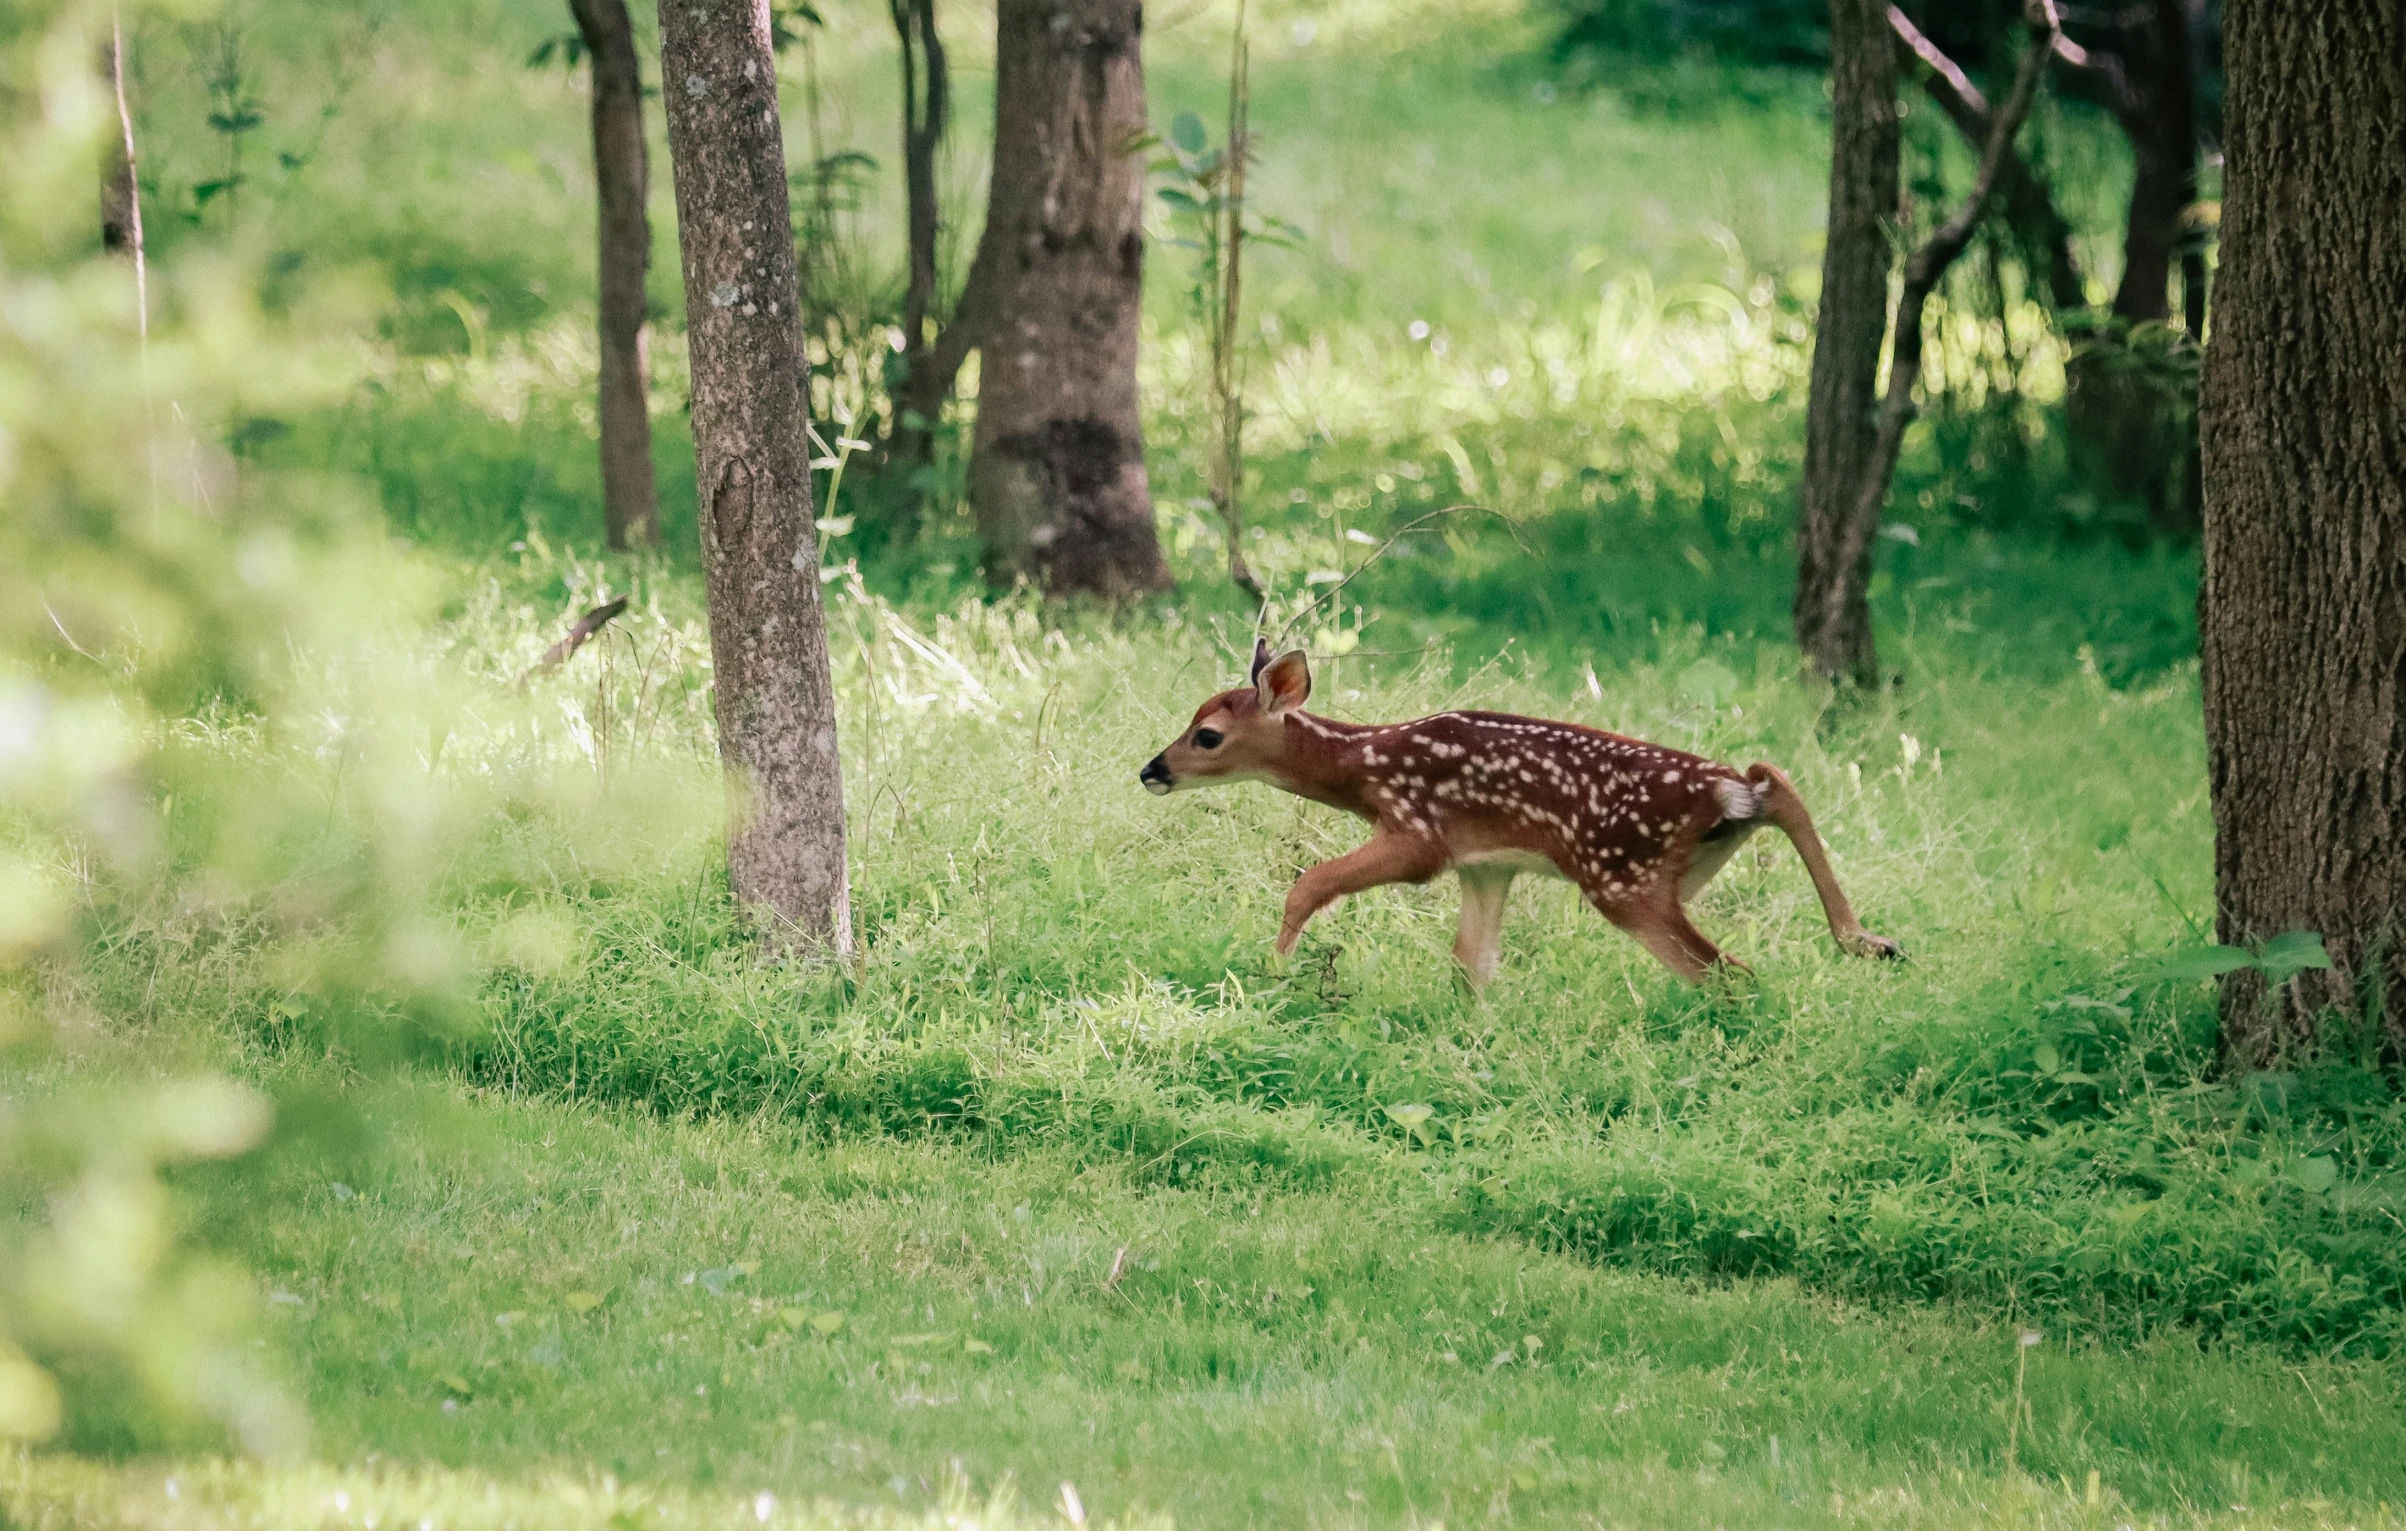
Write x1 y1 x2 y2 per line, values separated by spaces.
1139 641 1900 989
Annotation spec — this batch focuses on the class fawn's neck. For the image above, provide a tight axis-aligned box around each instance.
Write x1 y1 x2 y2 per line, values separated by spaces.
1268 711 1389 817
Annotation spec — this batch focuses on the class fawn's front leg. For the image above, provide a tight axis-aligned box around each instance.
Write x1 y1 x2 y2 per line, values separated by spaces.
1277 832 1448 955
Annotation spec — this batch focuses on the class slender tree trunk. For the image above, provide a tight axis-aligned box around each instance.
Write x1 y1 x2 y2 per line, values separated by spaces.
656 0 851 951
883 0 951 476
1815 9 2054 656
100 16 143 276
1793 0 1900 687
570 0 661 552
962 0 1169 598
2198 0 2405 1065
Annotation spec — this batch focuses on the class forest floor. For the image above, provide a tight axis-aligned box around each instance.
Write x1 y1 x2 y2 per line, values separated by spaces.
13 0 2402 1527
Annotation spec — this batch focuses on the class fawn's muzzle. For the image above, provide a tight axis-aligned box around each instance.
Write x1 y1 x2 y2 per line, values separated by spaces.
1139 755 1173 795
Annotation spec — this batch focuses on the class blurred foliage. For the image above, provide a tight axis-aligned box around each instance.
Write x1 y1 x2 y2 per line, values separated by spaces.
0 0 533 1456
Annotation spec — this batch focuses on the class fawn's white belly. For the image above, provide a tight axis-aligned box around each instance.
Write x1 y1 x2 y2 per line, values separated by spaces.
1452 847 1566 879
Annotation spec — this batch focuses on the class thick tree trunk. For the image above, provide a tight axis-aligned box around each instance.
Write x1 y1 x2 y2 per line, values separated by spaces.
2198 0 2405 1064
570 0 661 551
656 0 851 951
962 0 1170 598
1793 0 1899 687
100 17 143 272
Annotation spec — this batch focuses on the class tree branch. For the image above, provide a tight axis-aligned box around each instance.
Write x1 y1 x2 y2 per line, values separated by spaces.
1826 1 2061 640
1888 5 2086 311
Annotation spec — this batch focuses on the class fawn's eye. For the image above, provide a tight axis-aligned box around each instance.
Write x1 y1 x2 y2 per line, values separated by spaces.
1192 728 1225 750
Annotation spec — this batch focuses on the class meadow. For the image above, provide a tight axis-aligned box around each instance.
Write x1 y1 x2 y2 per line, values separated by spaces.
9 0 2405 1527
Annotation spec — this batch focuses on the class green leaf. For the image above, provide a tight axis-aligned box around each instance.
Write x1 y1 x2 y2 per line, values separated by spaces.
1383 1102 1433 1131
807 1311 845 1336
1157 187 1204 212
2288 1156 2339 1195
2255 930 2333 984
962 1336 994 1355
2032 1042 2060 1076
2143 945 2258 984
1169 110 1208 154
563 1290 605 1315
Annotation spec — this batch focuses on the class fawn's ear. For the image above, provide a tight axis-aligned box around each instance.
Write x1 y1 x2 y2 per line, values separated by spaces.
1249 637 1274 685
1257 648 1312 715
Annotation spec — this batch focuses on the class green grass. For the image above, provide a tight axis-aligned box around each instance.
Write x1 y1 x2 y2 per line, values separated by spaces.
34 1077 2373 1530
12 0 2401 1526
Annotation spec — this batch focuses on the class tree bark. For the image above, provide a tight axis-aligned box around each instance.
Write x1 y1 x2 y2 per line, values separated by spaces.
962 0 1170 598
2198 0 2405 1065
1793 0 1900 687
1818 10 2054 648
569 0 662 552
656 0 851 951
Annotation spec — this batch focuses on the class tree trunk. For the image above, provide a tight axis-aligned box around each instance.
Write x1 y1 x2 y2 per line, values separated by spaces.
2198 0 2405 1065
100 16 143 275
656 0 851 951
570 0 661 552
962 0 1169 598
2061 0 2199 533
1793 0 1899 687
883 0 951 476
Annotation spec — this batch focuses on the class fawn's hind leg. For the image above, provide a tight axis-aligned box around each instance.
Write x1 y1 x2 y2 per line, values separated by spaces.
1593 886 1741 983
1745 763 1901 959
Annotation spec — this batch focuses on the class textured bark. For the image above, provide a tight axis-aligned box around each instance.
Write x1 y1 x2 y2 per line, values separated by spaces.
962 0 1169 597
1793 0 1900 687
570 0 661 551
100 17 143 274
657 0 851 950
2061 0 2201 532
2198 0 2406 1064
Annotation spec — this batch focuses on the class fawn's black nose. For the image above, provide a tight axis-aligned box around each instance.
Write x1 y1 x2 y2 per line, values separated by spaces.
1139 755 1173 795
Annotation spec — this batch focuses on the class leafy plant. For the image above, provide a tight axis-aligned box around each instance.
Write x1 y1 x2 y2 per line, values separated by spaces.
1148 13 1302 605
2144 931 2333 987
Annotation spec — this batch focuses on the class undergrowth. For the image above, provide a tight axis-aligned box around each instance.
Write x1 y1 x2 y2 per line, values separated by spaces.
58 553 2399 1360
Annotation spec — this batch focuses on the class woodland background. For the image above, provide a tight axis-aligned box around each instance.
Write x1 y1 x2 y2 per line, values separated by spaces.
4 1 2403 1528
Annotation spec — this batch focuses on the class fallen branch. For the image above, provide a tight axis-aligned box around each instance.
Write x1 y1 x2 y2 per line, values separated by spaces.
523 595 629 680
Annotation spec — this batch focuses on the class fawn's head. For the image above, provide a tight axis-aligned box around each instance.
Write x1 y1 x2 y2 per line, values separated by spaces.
1140 640 1313 795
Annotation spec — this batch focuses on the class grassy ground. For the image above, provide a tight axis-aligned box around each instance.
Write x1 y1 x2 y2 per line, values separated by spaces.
13 1 2403 1527
13 1076 2405 1531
